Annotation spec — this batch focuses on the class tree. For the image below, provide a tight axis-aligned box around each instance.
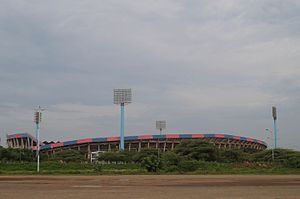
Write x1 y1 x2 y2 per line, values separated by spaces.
141 155 160 172
217 149 251 163
132 149 161 172
0 148 35 162
174 140 218 161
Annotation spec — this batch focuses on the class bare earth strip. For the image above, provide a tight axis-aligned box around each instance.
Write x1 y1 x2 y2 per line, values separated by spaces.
0 175 300 199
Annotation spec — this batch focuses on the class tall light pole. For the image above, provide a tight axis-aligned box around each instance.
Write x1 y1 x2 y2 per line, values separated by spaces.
272 106 278 148
156 120 166 136
155 120 166 169
34 106 44 172
265 128 274 161
113 89 132 150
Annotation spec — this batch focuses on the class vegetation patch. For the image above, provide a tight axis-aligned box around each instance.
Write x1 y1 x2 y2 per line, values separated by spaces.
0 141 300 175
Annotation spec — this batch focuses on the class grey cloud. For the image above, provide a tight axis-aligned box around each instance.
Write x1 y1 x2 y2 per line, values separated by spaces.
0 0 299 150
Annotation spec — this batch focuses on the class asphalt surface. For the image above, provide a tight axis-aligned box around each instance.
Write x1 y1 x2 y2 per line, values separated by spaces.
0 175 300 199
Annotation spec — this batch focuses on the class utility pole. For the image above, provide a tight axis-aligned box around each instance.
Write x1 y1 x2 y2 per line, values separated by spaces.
34 106 44 172
265 128 275 161
155 120 166 171
272 106 278 148
113 89 132 150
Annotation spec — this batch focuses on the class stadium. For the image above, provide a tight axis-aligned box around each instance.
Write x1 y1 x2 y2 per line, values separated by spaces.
6 133 267 158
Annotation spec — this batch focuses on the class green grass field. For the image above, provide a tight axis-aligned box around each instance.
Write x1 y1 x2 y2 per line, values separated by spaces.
1 161 299 175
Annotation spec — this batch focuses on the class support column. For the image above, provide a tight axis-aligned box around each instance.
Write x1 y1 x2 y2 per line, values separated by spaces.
13 138 16 148
138 141 141 152
120 103 125 150
129 142 131 152
274 119 278 148
16 138 20 148
88 144 91 154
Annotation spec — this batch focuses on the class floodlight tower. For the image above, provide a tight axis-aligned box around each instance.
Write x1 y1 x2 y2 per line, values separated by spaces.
265 128 275 161
156 120 166 136
272 106 278 148
34 106 45 172
114 89 132 150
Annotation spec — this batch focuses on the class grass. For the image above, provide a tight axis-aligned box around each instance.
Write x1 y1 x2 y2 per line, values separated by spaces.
0 162 146 175
0 161 299 175
193 163 300 175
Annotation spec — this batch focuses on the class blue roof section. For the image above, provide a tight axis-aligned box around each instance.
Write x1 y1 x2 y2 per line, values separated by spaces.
204 134 216 138
224 134 234 139
63 140 78 146
179 134 192 139
92 137 107 143
125 136 138 141
41 145 51 150
153 135 165 139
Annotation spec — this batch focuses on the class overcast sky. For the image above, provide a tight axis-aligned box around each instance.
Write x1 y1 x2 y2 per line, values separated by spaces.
0 0 299 150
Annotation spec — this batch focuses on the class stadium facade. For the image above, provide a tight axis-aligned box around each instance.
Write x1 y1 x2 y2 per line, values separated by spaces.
6 133 267 156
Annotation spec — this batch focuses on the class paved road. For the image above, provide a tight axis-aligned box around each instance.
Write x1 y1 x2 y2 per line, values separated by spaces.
0 175 300 199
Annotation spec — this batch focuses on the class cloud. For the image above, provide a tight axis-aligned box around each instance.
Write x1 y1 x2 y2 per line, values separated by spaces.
0 0 299 150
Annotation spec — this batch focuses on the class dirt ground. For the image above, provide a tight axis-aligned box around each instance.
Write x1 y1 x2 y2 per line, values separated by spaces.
0 175 300 199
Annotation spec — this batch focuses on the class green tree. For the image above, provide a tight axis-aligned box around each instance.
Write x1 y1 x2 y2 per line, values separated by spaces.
141 155 160 172
253 149 300 168
161 152 182 172
174 140 218 161
132 149 161 172
217 149 251 163
0 148 34 162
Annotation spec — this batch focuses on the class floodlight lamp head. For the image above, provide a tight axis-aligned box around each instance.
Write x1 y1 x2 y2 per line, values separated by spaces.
156 120 166 130
34 111 42 124
34 106 45 124
113 88 132 105
272 106 277 120
35 106 45 112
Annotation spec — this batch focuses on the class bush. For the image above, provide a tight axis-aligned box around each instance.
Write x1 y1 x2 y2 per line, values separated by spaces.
98 151 137 164
161 152 181 172
132 149 160 163
177 159 199 172
252 149 300 168
274 149 300 168
162 152 181 166
141 155 160 172
132 149 161 172
174 140 218 161
0 148 35 162
51 150 85 163
217 149 251 163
